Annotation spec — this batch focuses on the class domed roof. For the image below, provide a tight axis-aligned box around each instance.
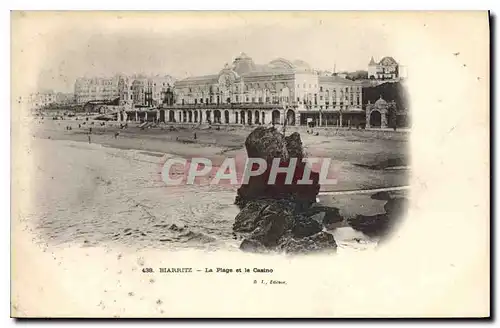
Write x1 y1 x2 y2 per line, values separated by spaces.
268 58 311 71
374 96 388 106
292 59 311 71
236 52 251 60
268 58 295 70
233 52 256 75
379 56 398 66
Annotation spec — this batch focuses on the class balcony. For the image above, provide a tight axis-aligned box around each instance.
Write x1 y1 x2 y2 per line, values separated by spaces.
160 103 298 110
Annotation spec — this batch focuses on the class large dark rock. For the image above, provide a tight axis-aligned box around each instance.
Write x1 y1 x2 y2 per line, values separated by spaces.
235 127 320 208
279 232 338 254
291 216 322 238
304 205 344 229
384 198 408 219
348 214 389 237
250 212 289 247
347 197 408 237
240 239 267 253
233 127 339 254
284 132 304 162
233 201 269 233
244 126 289 162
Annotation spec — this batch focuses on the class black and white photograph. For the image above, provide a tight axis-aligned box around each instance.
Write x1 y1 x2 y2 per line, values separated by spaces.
10 11 489 318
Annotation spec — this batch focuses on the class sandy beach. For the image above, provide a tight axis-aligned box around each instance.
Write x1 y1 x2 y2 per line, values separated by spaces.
12 118 410 317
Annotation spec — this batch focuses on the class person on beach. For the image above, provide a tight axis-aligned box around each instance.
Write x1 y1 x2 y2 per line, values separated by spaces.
114 131 119 139
194 132 197 140
88 135 91 144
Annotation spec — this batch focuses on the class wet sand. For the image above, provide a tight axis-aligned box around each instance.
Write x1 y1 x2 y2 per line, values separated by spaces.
35 119 410 192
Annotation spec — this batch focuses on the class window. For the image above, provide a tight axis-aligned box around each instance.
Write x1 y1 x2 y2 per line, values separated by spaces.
320 86 323 92
297 84 300 88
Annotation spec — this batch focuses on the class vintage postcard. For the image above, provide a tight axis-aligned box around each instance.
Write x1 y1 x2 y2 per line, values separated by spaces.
10 11 490 318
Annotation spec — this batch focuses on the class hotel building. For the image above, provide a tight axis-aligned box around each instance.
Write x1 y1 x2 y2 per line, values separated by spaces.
159 53 363 127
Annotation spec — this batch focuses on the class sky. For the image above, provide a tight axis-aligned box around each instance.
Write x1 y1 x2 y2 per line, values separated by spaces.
12 11 412 94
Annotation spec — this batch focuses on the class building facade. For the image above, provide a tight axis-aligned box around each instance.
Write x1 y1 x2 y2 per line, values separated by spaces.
128 75 175 108
74 75 122 104
368 56 399 80
159 53 362 126
17 91 57 110
76 74 176 108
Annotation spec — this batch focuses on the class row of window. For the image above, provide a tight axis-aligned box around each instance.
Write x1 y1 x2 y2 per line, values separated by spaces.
180 95 292 105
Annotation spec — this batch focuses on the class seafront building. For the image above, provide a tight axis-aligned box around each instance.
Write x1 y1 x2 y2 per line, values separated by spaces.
74 74 176 108
71 53 408 128
17 91 57 111
74 75 122 104
367 56 408 81
155 53 364 127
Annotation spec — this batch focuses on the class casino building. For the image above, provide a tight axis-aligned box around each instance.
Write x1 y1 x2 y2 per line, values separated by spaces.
159 53 363 127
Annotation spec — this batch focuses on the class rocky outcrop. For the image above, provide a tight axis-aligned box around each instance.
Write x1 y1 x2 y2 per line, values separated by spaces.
347 197 408 238
279 232 338 254
233 127 341 254
235 199 339 254
235 127 320 209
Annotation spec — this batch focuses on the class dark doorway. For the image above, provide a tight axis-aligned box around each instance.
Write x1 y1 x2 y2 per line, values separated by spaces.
214 110 222 124
240 111 245 125
286 109 295 125
369 111 382 128
272 110 281 125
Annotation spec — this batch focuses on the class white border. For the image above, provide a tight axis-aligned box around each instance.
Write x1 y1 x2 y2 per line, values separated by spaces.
2 1 497 326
